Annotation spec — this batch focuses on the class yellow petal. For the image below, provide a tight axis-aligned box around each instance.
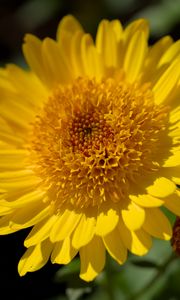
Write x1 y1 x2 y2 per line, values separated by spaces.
124 19 149 42
158 40 180 66
0 201 14 215
147 177 176 198
153 57 180 104
5 64 47 107
96 203 119 236
0 176 41 192
50 209 81 242
51 237 78 264
169 106 180 124
2 190 47 208
70 31 85 77
72 213 96 248
172 177 180 185
110 19 123 41
56 16 84 78
0 213 19 234
0 88 36 128
147 36 173 67
81 33 104 78
169 121 180 131
103 227 127 264
23 34 49 87
80 235 105 282
124 30 147 82
18 239 53 276
0 103 31 130
163 190 180 216
96 19 122 67
87 43 104 79
143 208 172 240
81 34 95 75
110 20 124 68
0 148 30 172
118 217 152 256
142 36 173 82
1 65 46 123
0 128 23 148
42 38 73 86
1 81 35 115
0 169 34 181
169 129 180 140
56 15 83 42
130 194 164 207
121 202 145 230
163 151 180 167
10 202 50 229
24 215 58 247
159 166 180 184
0 68 13 90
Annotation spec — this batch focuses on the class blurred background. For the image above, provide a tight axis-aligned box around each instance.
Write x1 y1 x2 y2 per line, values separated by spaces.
0 0 180 66
0 0 180 299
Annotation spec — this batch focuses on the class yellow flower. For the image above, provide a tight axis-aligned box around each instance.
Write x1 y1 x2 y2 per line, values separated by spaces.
0 15 180 281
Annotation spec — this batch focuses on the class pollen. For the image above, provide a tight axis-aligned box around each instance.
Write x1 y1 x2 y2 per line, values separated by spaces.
29 77 169 209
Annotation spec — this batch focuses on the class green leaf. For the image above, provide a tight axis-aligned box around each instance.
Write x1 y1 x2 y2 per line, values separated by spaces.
161 206 176 225
66 287 91 300
54 258 80 283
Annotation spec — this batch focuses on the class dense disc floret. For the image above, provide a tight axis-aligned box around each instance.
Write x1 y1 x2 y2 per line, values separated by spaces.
30 77 170 209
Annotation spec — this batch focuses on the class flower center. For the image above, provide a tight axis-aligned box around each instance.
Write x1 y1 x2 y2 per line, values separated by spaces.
29 77 169 209
68 111 114 156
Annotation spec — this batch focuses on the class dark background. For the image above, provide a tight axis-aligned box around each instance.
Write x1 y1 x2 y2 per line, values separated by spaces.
0 0 180 67
0 1 180 299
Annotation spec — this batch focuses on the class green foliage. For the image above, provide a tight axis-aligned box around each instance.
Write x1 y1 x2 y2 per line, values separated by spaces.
17 0 61 30
133 0 180 37
53 240 179 300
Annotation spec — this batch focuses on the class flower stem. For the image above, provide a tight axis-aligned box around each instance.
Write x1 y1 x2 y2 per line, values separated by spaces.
103 257 116 300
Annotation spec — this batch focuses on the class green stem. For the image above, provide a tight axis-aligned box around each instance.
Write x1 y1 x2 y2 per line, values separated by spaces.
105 282 116 300
104 258 116 300
127 253 177 300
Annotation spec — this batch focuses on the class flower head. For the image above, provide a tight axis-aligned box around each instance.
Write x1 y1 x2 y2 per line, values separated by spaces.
0 15 180 281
